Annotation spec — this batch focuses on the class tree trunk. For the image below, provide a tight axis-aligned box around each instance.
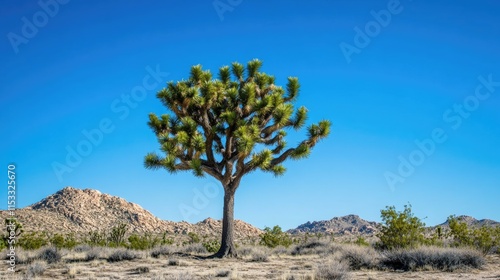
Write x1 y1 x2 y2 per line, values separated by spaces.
213 187 237 258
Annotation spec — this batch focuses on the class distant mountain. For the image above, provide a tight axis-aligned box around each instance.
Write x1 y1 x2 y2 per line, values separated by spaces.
288 214 379 235
288 214 500 236
2 187 497 241
0 187 262 240
437 215 500 228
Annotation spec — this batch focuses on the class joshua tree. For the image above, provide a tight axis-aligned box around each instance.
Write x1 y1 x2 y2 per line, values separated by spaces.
144 59 330 257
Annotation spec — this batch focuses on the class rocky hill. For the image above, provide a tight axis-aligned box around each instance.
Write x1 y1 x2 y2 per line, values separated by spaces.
437 215 500 228
3 187 497 241
0 187 262 240
288 214 500 236
288 214 379 236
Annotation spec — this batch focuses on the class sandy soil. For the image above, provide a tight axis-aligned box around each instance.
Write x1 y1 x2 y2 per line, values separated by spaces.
1 252 499 279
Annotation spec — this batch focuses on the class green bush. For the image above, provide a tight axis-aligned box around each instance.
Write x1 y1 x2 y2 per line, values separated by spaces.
128 233 160 250
50 234 64 249
18 232 48 250
426 226 446 247
1 218 23 250
86 230 107 247
50 233 77 249
202 240 220 253
353 236 369 247
447 216 500 254
187 232 200 243
260 225 293 248
377 204 426 250
447 216 472 246
108 223 128 247
160 232 174 245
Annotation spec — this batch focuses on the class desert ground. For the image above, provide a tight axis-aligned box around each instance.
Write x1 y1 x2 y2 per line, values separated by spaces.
2 189 498 279
2 244 499 280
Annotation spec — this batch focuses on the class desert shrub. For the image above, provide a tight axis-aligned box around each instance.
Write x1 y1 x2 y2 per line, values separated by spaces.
447 216 500 254
136 266 150 274
472 226 499 254
377 204 426 250
315 261 350 280
86 230 107 247
341 245 378 270
496 226 500 254
353 236 369 247
168 258 180 266
380 246 485 271
202 240 220 253
64 265 80 278
108 223 128 247
272 245 289 255
250 250 269 262
160 232 174 245
63 233 78 249
425 226 446 247
187 232 200 244
5 248 32 264
1 218 23 250
216 270 231 277
50 234 65 249
50 233 77 249
291 240 332 255
151 246 173 258
85 247 103 261
38 247 62 264
260 226 293 248
128 233 160 250
107 249 140 262
237 245 256 257
73 244 91 252
26 261 46 277
436 226 445 238
162 272 195 279
181 243 207 254
18 231 48 250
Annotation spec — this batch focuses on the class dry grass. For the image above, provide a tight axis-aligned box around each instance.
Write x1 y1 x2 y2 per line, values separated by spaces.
25 261 46 278
63 265 81 278
151 245 173 258
107 248 142 262
340 244 379 270
37 247 61 264
380 246 485 271
315 261 350 280
1 242 497 279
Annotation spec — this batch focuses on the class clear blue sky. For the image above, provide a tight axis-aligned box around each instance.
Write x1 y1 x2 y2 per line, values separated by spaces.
1 0 499 230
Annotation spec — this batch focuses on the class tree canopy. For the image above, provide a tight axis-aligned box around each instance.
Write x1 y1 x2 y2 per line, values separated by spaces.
144 59 330 185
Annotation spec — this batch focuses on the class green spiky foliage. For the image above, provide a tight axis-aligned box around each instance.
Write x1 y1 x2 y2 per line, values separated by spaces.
145 59 331 257
145 59 330 180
